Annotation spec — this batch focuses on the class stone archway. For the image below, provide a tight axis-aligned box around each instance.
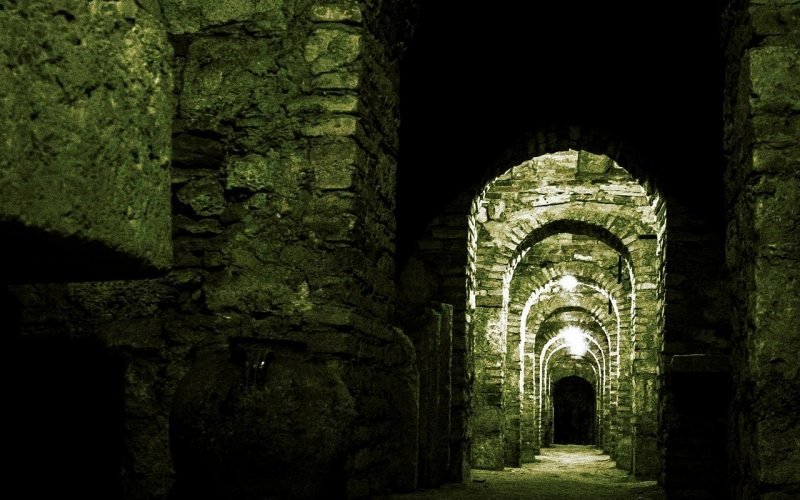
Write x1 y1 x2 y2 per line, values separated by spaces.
470 150 664 478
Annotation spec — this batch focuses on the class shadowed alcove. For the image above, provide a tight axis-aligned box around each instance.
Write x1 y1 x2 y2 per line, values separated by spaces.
553 376 596 445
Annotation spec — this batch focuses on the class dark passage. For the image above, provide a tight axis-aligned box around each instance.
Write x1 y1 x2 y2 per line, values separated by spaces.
6 333 125 498
553 376 596 445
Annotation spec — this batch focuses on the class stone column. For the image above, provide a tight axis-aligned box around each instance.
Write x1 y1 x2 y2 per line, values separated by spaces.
724 1 800 496
471 303 507 469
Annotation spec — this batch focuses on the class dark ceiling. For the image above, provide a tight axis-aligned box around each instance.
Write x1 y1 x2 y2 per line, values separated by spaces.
398 2 724 249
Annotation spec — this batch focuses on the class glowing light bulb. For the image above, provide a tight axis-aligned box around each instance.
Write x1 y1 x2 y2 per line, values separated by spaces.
559 275 578 291
560 326 587 357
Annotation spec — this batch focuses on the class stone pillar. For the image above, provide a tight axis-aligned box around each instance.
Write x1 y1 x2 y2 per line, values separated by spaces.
471 304 506 469
631 280 661 479
406 303 453 487
520 348 538 462
503 317 522 466
724 1 800 497
616 359 634 471
434 304 454 484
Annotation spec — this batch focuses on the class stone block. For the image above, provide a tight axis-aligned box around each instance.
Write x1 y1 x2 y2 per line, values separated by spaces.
310 140 360 190
179 36 280 128
176 177 226 216
472 431 505 471
225 153 277 193
752 146 800 176
751 175 800 250
162 0 287 34
750 3 800 38
302 116 359 137
314 71 360 89
304 28 361 74
288 94 359 114
749 46 800 115
310 3 362 23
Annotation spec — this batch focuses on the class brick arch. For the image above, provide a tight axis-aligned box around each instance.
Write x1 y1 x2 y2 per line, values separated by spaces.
514 271 628 376
533 310 611 405
520 296 631 462
526 297 616 354
508 260 630 381
522 302 616 458
474 214 649 347
504 248 633 457
478 125 661 208
546 356 607 447
540 327 608 384
547 358 603 442
539 343 608 449
544 344 604 396
505 296 614 465
473 217 660 472
551 365 598 389
469 145 664 472
506 215 651 277
509 259 628 338
408 127 668 476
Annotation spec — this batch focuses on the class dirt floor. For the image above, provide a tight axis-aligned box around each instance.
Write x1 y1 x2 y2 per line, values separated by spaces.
390 445 666 500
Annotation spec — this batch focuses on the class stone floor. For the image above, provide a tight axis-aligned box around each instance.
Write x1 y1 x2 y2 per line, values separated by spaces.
390 445 665 499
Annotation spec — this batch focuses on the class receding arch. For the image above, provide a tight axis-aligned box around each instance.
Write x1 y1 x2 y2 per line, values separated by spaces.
420 142 668 477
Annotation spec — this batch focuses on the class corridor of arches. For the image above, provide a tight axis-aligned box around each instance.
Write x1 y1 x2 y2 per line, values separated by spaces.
395 2 735 498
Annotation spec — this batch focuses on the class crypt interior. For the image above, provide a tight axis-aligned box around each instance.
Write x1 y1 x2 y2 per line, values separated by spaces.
1 1 798 499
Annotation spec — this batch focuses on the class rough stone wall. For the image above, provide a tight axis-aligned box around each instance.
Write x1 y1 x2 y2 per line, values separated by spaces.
0 0 173 279
401 303 453 488
397 190 476 482
723 1 800 498
8 0 420 498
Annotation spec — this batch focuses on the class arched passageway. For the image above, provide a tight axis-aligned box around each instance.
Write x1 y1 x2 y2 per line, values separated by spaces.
553 376 596 445
467 150 664 476
396 4 742 499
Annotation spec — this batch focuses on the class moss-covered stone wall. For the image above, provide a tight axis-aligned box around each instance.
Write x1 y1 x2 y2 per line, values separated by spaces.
7 0 420 498
723 1 800 498
0 0 173 279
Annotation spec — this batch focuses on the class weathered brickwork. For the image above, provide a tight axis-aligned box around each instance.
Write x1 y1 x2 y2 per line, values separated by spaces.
396 122 737 491
724 1 800 498
467 151 662 477
8 1 420 498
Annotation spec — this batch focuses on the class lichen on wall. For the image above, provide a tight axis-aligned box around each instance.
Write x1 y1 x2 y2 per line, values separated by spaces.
723 0 800 497
7 0 422 498
0 0 173 275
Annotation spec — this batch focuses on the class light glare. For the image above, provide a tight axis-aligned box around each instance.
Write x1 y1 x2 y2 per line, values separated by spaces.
559 275 578 291
560 326 588 357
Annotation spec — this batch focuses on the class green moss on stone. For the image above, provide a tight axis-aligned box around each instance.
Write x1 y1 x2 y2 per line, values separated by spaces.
0 0 173 271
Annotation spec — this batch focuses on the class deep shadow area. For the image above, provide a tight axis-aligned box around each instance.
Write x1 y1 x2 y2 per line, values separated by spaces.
554 376 596 445
664 371 731 498
0 219 167 283
397 2 723 262
5 331 125 498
